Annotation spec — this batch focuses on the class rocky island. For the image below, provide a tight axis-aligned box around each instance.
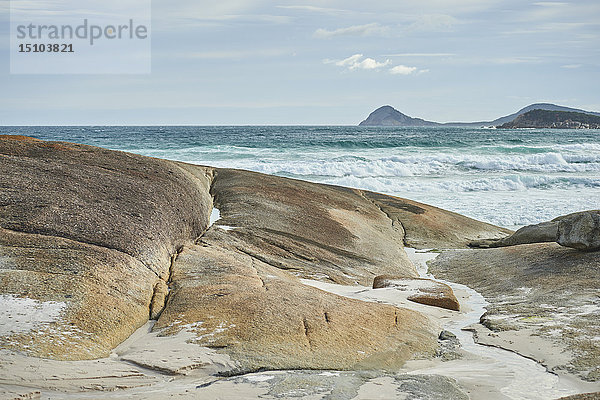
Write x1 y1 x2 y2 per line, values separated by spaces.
359 104 600 128
498 109 600 129
1 135 599 399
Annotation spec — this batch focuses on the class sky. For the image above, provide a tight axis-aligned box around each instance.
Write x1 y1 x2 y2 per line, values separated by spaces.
0 0 599 125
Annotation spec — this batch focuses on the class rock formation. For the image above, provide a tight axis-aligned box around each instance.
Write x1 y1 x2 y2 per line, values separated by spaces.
498 109 600 129
358 106 439 127
429 243 600 381
373 275 460 311
0 135 213 359
0 135 510 372
557 211 600 251
471 210 600 251
358 103 600 127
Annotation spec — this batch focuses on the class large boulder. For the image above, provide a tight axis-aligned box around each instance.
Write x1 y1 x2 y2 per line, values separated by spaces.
470 210 600 252
0 135 213 359
557 211 600 251
154 228 438 373
361 191 512 249
470 220 558 248
210 168 417 285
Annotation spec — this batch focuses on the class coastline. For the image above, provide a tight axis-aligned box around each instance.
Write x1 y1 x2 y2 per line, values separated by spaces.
0 136 599 399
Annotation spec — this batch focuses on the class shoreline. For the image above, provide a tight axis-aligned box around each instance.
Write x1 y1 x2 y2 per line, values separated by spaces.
301 247 592 400
1 136 598 399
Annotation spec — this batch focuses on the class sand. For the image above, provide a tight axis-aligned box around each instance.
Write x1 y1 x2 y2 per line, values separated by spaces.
1 248 597 400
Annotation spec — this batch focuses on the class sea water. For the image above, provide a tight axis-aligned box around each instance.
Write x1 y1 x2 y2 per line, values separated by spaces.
3 125 599 230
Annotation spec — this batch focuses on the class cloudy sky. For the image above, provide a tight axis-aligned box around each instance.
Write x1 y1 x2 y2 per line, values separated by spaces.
0 0 599 124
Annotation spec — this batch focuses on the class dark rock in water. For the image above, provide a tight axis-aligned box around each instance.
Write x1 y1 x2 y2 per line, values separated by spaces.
558 393 600 400
557 211 600 251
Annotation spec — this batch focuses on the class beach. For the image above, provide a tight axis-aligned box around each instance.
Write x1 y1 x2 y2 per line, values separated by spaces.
0 134 599 400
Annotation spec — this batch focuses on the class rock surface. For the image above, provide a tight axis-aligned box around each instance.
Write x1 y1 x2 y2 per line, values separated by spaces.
362 191 512 249
470 220 558 248
470 210 600 252
0 136 213 359
209 168 416 285
155 230 437 373
373 275 460 311
429 243 600 381
558 211 600 251
0 136 514 378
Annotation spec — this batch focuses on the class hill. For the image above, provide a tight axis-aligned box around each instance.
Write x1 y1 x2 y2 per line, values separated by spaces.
358 103 600 127
358 105 440 127
498 109 600 129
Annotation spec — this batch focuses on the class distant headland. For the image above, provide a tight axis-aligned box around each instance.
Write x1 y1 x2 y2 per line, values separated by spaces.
359 103 600 128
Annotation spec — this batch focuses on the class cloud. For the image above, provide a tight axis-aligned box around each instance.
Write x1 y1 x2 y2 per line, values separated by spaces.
389 65 418 75
325 54 426 75
490 56 542 64
326 54 391 70
314 23 390 39
177 49 289 59
384 53 455 57
561 64 582 69
406 14 459 32
276 5 352 16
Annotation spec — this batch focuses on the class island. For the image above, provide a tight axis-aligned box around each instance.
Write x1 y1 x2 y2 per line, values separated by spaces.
359 103 600 128
498 109 600 129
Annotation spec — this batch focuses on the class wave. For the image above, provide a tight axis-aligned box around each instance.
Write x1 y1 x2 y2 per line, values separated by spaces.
319 175 600 194
198 151 600 178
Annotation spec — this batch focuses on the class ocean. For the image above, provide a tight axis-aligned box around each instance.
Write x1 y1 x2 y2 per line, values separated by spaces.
3 125 599 230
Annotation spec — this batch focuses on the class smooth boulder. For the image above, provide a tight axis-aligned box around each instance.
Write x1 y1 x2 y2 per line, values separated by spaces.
373 275 460 311
470 220 557 248
558 211 600 251
154 228 438 372
470 210 600 252
0 136 213 359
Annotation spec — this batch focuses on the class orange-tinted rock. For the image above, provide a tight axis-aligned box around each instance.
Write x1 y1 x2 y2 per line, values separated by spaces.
373 275 460 311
